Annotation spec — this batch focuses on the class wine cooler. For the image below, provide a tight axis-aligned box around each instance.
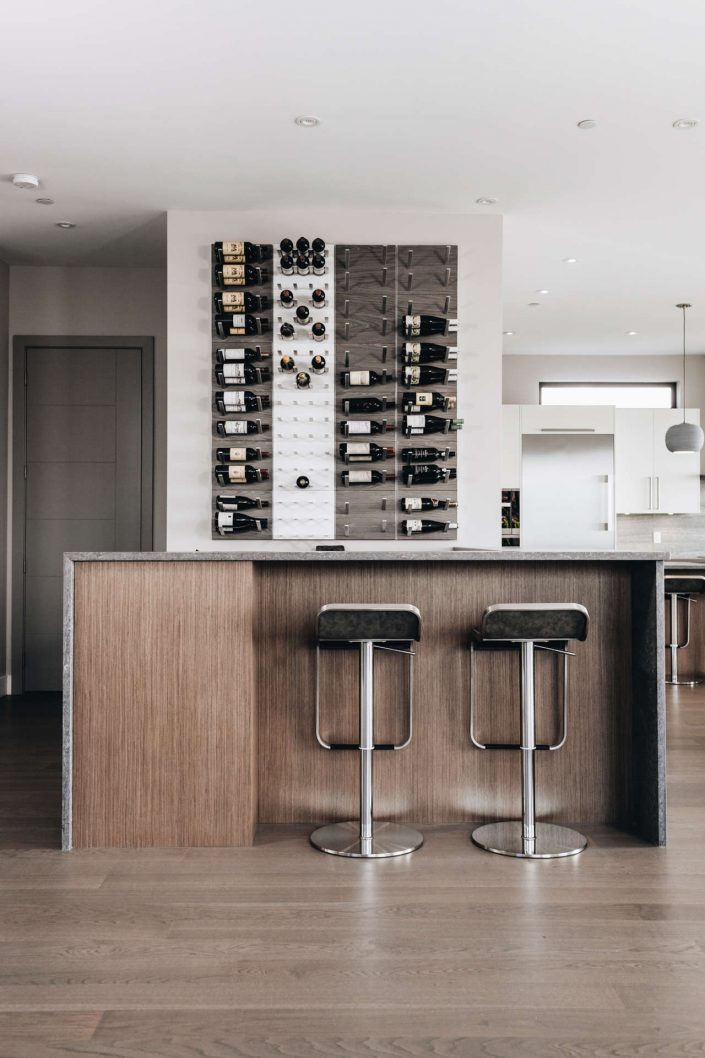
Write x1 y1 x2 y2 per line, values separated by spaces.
211 240 460 540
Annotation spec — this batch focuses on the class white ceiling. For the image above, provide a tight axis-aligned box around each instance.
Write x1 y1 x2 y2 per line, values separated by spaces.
2 0 705 355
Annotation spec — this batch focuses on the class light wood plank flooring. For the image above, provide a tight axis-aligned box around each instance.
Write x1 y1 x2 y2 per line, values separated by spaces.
1 687 705 1056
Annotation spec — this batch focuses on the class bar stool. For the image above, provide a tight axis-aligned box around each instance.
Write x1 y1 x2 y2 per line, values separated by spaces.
310 603 423 859
665 574 705 686
469 602 589 859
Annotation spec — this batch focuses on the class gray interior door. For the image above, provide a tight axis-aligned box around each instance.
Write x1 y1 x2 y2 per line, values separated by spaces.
19 343 152 692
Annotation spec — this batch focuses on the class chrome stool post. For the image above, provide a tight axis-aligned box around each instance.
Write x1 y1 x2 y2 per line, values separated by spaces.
310 603 423 859
665 575 705 686
470 602 589 860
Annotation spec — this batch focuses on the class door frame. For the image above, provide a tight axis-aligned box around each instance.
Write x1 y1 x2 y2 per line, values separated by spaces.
11 336 155 693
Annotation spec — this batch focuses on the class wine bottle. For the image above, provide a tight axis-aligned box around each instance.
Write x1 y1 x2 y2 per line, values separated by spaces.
214 291 269 314
215 363 270 386
214 241 270 265
312 237 325 254
215 390 270 413
214 264 268 288
296 475 310 489
214 464 270 485
312 288 326 307
215 446 269 463
403 366 457 386
340 419 394 436
279 238 294 255
343 396 395 413
312 254 326 275
402 464 457 486
280 354 296 372
296 236 310 255
402 446 455 462
401 342 458 365
402 314 458 338
280 288 295 307
312 322 326 341
215 511 268 535
280 254 294 275
341 370 390 387
401 496 457 512
403 414 464 436
216 419 269 436
216 494 268 511
339 442 395 463
296 305 311 323
296 371 311 388
402 391 456 413
215 314 270 338
341 470 395 487
311 354 326 373
215 347 269 364
296 254 310 275
400 518 459 535
280 322 295 339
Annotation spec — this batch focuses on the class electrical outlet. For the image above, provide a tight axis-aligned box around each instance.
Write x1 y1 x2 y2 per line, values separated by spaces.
653 530 662 544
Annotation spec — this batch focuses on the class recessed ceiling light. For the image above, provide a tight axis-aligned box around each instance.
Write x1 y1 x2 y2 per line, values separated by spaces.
294 115 321 128
535 288 549 294
626 330 638 336
503 331 515 336
577 119 597 129
475 197 497 205
673 118 698 129
36 197 54 205
563 257 578 264
12 173 39 190
55 221 76 229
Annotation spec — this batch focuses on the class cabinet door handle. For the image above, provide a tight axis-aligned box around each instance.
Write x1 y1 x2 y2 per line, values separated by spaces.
606 474 614 532
648 476 653 510
655 475 660 510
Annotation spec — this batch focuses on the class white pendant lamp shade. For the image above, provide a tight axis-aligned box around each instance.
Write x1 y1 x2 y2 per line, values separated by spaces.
665 303 704 453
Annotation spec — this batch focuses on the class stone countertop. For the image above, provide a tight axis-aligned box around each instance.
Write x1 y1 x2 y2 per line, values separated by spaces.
64 549 669 563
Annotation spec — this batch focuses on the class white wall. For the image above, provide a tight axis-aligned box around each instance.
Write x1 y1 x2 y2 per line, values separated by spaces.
167 210 503 551
0 260 8 694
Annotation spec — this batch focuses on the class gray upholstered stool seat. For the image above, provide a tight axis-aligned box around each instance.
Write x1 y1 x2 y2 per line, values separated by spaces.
311 603 423 859
664 574 705 686
470 602 589 860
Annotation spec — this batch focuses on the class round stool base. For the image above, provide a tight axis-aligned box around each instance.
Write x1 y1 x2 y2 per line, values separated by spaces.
666 676 705 686
310 821 424 859
471 821 587 859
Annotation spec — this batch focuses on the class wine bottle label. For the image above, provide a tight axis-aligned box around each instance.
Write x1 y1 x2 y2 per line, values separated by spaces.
227 448 247 461
223 314 247 334
221 292 245 308
346 421 370 434
414 392 432 405
348 371 370 386
347 470 372 483
405 520 423 533
227 467 247 483
223 364 246 381
406 415 426 430
406 368 421 385
406 315 421 336
220 348 247 361
219 512 235 528
405 498 423 511
224 421 248 435
346 443 370 455
222 242 244 256
223 393 246 409
222 265 245 284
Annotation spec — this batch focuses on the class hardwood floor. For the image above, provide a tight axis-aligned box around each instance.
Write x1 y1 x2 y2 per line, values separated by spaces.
1 687 705 1056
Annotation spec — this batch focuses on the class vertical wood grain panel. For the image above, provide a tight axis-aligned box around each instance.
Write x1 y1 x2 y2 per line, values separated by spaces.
73 561 256 847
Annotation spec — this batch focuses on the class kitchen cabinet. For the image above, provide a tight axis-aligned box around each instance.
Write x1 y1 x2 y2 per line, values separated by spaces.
615 408 701 514
501 405 521 488
520 404 615 435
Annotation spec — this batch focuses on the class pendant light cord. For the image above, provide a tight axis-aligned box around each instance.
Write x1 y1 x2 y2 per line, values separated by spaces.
682 304 687 423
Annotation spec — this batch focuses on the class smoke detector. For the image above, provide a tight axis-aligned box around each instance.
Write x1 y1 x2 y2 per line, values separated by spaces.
13 173 40 190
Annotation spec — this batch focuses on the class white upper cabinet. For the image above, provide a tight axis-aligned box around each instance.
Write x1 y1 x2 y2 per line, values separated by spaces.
615 407 701 514
520 405 615 435
501 405 521 488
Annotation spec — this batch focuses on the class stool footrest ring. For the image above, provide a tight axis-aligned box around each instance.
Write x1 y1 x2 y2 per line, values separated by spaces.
327 742 398 751
483 742 556 751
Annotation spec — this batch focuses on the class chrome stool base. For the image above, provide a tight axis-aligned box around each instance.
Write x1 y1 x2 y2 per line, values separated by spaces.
666 676 705 686
310 821 424 859
471 820 587 859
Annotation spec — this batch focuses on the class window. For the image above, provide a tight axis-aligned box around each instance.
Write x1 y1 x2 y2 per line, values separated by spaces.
539 383 676 408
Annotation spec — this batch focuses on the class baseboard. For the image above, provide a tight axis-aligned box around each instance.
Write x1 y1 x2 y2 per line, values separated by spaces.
0 675 10 698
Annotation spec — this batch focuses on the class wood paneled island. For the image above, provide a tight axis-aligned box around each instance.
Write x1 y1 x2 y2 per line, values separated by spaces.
62 551 667 849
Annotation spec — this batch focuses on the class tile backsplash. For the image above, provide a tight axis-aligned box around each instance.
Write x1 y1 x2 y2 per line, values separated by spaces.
617 478 705 554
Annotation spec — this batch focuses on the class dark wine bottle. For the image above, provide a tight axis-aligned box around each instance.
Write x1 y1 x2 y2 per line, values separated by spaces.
214 241 270 265
402 464 457 486
401 342 458 365
296 236 310 255
403 414 464 436
341 370 389 387
296 305 311 323
280 354 296 372
280 322 295 339
343 396 395 413
296 371 311 389
312 322 326 341
280 254 294 275
296 254 310 275
312 288 326 306
215 347 269 364
311 354 326 373
296 475 310 489
401 496 457 512
215 390 270 413
216 494 268 511
312 237 325 254
216 420 269 436
280 288 295 306
215 447 269 463
402 314 458 338
341 469 395 487
214 264 268 288
279 238 294 254
402 391 456 413
312 254 326 275
215 314 270 338
214 291 269 313
215 511 268 535
215 363 270 386
403 365 457 386
340 419 394 436
339 442 395 464
402 446 455 462
400 518 458 535
214 464 269 485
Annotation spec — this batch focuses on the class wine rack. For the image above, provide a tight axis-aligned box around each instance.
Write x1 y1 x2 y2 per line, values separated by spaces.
211 241 459 541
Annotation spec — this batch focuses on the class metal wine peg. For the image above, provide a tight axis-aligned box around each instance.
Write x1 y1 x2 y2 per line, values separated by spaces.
381 519 388 532
344 524 350 537
381 496 387 511
444 295 451 314
445 244 451 265
344 299 350 317
344 501 350 514
407 272 413 291
381 294 388 313
382 346 388 363
407 248 413 269
381 318 388 336
381 266 388 286
344 248 350 269
444 267 451 287
344 321 350 338
345 350 350 368
344 271 350 291
382 245 388 265
407 301 413 315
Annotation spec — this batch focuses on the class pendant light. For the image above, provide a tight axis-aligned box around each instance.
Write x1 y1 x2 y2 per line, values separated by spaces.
665 303 704 453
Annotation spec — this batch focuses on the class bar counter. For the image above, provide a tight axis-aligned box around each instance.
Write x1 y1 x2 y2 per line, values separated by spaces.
62 550 667 850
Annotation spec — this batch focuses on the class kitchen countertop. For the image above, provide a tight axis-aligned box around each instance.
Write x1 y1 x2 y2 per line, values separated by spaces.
64 549 669 563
